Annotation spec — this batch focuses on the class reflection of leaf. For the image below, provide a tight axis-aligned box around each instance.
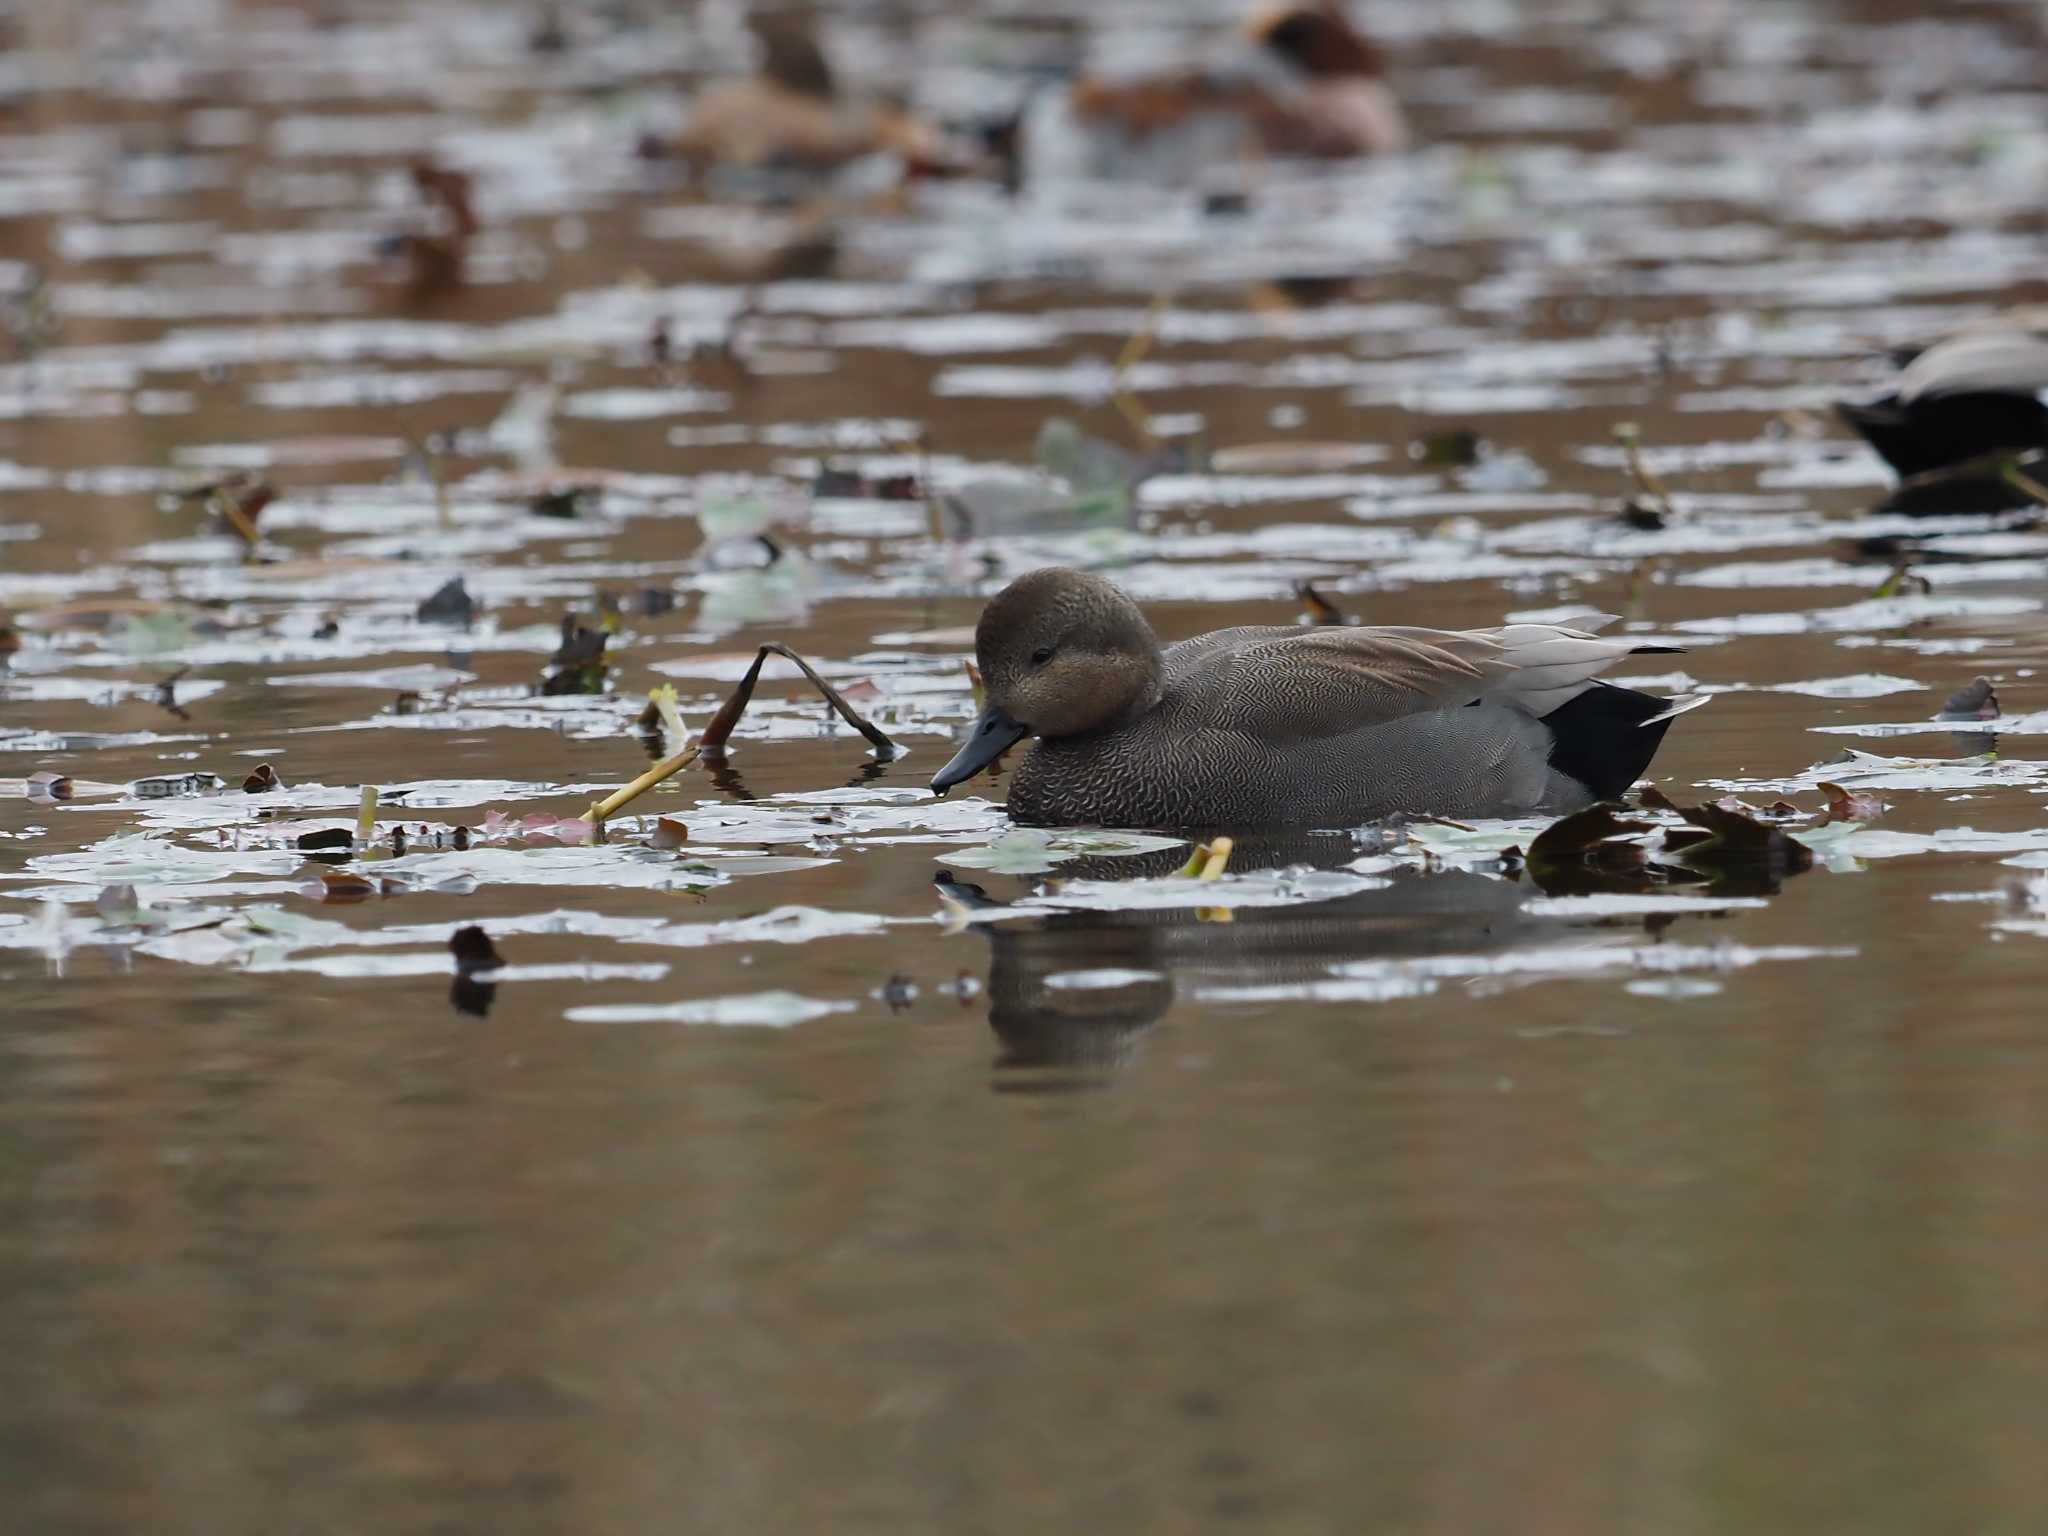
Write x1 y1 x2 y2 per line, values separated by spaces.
1527 803 1657 870
1672 802 1814 874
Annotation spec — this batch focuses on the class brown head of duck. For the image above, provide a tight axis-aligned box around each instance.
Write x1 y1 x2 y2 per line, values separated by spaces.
930 569 1164 794
1068 1 1406 160
1248 1 1408 156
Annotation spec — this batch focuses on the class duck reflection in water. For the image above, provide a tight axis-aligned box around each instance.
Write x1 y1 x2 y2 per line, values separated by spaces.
943 828 1811 1085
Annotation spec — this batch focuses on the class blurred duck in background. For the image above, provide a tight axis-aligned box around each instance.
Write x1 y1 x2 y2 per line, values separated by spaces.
671 14 972 181
1837 311 2048 480
1013 0 1407 189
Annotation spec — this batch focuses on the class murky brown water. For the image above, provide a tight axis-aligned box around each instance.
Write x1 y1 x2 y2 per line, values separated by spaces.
7 1 2048 1529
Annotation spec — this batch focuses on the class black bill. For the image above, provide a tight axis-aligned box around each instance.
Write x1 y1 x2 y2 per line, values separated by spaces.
930 705 1030 795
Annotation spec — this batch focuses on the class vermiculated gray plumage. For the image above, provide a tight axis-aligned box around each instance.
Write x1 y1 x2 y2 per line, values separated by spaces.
942 569 1699 832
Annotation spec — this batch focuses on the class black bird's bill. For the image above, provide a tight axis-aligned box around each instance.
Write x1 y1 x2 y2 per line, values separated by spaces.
930 705 1030 794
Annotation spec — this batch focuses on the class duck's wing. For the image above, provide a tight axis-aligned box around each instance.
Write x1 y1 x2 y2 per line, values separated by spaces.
1898 327 2048 403
1171 623 1505 740
1173 616 1666 741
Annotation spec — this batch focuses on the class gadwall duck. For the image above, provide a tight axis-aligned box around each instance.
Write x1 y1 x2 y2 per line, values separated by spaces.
930 569 1703 830
670 16 969 179
1015 1 1407 189
1837 311 2048 479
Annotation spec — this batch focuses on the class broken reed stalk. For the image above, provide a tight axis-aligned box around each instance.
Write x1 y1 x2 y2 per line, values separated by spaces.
1611 422 1674 514
587 643 896 824
1110 290 1172 448
209 488 260 546
1891 446 2048 503
643 682 688 747
2001 460 2048 507
404 434 453 528
356 784 378 844
587 744 700 823
700 643 897 758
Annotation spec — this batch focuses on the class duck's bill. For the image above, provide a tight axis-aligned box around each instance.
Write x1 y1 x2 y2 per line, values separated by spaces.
930 706 1030 795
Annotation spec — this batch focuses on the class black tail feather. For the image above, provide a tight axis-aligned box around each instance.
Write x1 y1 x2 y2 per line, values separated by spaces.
1545 682 1681 801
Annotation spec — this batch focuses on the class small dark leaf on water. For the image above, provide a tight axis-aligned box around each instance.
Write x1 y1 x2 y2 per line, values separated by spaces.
530 485 592 519
416 576 475 626
1818 781 1889 824
296 827 353 852
541 616 610 694
26 770 72 800
1527 802 1657 866
548 616 608 668
541 664 608 696
1415 428 1482 468
242 763 282 794
1938 676 2000 721
1619 496 1668 531
312 617 339 640
1295 581 1349 626
1636 784 1680 812
648 817 690 851
1768 800 1802 818
448 924 503 973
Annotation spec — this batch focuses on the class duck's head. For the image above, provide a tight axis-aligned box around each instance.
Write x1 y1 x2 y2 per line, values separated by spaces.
930 568 1164 795
1245 2 1407 156
1250 2 1386 80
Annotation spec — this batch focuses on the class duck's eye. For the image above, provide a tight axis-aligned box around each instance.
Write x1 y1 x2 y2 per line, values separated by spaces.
1030 645 1055 667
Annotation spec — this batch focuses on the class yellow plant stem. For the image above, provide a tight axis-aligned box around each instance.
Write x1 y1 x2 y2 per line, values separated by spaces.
1197 837 1234 881
588 745 699 824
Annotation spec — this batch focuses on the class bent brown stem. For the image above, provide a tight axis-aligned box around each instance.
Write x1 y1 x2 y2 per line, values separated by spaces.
587 643 895 825
699 643 897 757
